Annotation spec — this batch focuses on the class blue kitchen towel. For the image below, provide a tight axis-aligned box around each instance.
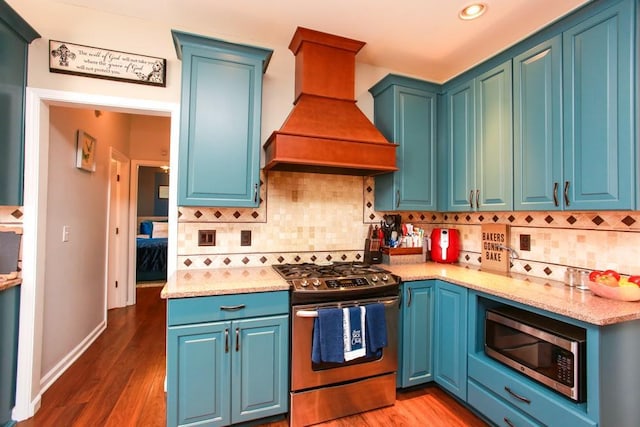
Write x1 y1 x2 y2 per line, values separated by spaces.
311 307 344 363
365 303 387 357
343 306 366 361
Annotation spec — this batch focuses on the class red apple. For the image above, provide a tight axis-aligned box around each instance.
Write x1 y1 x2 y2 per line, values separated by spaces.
603 269 621 281
628 276 640 286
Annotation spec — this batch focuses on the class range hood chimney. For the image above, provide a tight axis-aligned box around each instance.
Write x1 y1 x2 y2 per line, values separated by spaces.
263 27 398 176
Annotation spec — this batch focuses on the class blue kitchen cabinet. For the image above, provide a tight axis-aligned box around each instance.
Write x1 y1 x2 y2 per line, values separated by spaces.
562 0 635 210
172 31 272 207
398 281 434 388
0 3 39 206
369 75 438 211
443 61 512 212
513 36 563 211
0 285 20 427
433 280 468 401
166 292 289 427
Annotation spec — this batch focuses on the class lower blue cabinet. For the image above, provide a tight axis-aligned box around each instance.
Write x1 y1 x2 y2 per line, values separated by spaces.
433 280 468 400
398 281 434 387
0 285 20 427
166 292 289 427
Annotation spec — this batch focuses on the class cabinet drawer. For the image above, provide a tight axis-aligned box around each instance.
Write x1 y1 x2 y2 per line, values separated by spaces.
168 291 289 326
468 380 542 427
468 354 596 427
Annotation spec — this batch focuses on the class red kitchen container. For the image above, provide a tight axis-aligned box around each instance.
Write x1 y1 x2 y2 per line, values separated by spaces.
430 228 460 263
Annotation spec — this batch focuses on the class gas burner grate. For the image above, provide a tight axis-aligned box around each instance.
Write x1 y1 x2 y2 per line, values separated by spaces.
272 262 390 280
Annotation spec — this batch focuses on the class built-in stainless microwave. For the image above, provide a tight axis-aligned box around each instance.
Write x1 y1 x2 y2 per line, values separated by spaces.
485 306 586 402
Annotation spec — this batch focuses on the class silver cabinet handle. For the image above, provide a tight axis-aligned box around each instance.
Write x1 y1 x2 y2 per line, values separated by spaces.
505 386 531 404
235 328 240 352
407 287 413 308
253 183 258 204
563 181 570 207
553 182 559 207
503 417 515 427
476 189 480 209
220 304 246 311
396 189 400 209
224 328 229 353
469 190 474 208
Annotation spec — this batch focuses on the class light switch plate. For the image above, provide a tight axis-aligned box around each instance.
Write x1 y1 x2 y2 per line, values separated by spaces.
241 230 251 246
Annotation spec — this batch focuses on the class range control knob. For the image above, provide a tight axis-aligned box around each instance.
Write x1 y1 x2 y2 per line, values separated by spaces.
382 274 389 282
312 279 321 287
300 279 309 288
370 275 379 283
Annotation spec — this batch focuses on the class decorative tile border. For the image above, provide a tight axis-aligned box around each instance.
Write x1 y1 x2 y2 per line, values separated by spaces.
178 251 363 269
0 206 24 224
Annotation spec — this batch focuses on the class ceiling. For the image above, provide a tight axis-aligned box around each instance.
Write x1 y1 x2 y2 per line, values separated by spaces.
56 0 590 83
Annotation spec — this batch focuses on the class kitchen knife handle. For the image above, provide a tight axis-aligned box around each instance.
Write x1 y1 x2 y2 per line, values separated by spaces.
253 183 258 204
475 189 480 208
553 182 559 207
396 189 400 209
469 190 474 209
235 328 240 352
564 181 570 207
224 328 229 353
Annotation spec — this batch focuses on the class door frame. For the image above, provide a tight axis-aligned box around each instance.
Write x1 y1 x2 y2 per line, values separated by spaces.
15 87 179 420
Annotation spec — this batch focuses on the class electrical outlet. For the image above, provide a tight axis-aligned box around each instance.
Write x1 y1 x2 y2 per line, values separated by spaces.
198 230 216 246
241 230 251 246
520 234 531 251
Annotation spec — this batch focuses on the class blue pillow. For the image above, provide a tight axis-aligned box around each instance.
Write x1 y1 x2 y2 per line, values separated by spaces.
140 221 153 236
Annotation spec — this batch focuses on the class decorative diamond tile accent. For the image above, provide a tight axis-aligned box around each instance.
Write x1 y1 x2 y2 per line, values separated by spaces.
194 210 203 219
444 214 449 221
260 256 267 264
252 212 259 219
355 253 362 260
294 256 301 262
592 215 604 226
492 215 499 222
11 209 23 219
184 259 192 267
478 215 484 222
326 255 332 261
465 215 471 222
214 211 222 219
508 215 515 222
465 254 470 261
223 258 231 265
369 214 376 220
524 264 532 272
567 215 577 225
341 254 347 260
454 215 459 221
544 267 552 275
204 258 212 266
545 215 554 224
366 186 373 193
525 215 534 223
477 256 482 263
277 256 285 263
420 214 426 220
310 255 317 262
178 210 182 218
242 257 250 264
233 211 241 219
408 214 414 220
431 214 437 221
366 202 372 208
622 216 636 227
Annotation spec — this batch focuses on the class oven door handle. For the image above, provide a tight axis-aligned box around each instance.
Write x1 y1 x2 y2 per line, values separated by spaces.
295 299 398 318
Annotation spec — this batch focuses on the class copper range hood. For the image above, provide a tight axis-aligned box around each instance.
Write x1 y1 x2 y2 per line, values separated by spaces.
263 27 398 176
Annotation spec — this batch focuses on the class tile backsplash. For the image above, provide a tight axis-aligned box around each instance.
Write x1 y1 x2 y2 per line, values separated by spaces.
177 172 640 283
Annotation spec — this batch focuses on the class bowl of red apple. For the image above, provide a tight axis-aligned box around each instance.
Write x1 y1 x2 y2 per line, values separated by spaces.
588 270 640 301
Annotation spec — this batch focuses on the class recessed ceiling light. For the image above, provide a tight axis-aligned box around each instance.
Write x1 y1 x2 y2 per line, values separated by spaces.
459 3 487 20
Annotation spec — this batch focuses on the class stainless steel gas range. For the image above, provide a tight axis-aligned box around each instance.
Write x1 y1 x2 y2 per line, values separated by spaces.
272 262 400 426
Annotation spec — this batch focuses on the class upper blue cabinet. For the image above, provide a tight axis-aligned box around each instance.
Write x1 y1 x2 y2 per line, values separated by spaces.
370 75 438 211
172 31 272 207
0 2 40 206
562 0 635 210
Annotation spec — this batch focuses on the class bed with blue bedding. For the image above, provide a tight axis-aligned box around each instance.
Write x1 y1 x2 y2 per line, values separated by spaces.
136 220 168 282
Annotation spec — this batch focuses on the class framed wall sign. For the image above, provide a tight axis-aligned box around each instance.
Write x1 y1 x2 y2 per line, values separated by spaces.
49 40 166 87
76 130 97 172
158 185 169 199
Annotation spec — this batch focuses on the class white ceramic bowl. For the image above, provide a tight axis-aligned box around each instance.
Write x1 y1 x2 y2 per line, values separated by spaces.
588 280 640 302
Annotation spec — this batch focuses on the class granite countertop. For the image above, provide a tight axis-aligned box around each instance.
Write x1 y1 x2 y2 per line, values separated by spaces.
385 263 640 326
161 262 640 326
0 277 21 292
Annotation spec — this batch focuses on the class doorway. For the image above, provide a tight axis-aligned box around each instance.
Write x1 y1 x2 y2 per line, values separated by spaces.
15 88 179 421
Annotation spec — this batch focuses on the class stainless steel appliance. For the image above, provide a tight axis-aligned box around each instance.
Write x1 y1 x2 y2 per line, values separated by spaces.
485 306 587 402
273 262 400 426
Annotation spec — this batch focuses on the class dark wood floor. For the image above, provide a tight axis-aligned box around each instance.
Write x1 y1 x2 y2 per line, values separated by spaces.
17 286 487 427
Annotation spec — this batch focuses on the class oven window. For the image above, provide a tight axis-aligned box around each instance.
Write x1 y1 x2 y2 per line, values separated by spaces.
486 319 575 388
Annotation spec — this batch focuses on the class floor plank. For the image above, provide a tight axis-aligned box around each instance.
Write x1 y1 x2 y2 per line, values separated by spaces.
17 286 487 426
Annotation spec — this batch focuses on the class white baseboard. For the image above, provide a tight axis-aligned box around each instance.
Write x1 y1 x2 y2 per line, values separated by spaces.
39 320 107 394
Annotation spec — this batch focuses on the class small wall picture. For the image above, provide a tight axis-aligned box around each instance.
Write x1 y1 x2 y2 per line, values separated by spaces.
76 130 97 172
158 185 169 199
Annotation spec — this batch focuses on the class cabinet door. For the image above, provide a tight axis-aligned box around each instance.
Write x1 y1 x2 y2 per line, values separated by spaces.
434 281 468 400
513 36 563 211
178 45 264 207
231 315 289 423
562 0 634 210
167 322 231 427
400 281 434 388
475 61 513 211
0 286 20 425
444 80 476 212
